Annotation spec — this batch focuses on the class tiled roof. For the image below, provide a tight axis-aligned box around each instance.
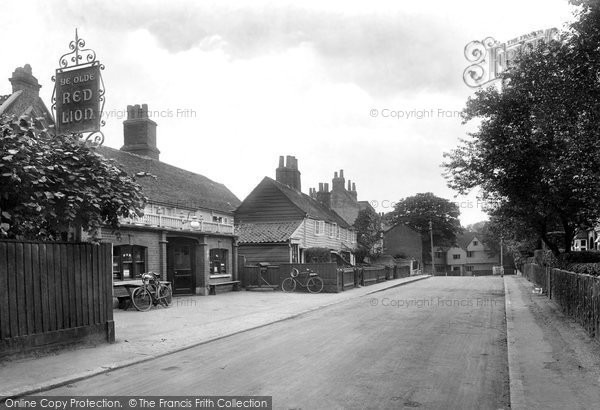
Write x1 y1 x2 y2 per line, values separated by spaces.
455 231 478 249
383 223 419 236
267 177 352 229
98 146 240 213
236 221 302 243
0 90 54 128
358 201 375 212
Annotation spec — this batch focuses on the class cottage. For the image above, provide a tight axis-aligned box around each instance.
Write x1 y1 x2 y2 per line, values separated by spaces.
235 156 357 265
431 232 500 276
96 104 241 295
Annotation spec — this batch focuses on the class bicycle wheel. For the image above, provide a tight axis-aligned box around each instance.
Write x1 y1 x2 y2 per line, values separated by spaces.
158 284 172 307
307 277 324 293
281 277 296 292
131 287 153 311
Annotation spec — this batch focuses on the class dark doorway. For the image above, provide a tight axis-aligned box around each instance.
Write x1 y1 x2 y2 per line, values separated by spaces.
167 238 196 294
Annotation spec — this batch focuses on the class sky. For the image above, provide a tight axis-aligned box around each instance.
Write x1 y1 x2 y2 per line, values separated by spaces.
1 0 576 226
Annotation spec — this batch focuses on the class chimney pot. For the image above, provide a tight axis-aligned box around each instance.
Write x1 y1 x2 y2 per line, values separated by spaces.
324 183 329 192
334 171 338 178
276 154 302 191
319 183 324 192
352 182 356 191
347 180 352 190
340 169 344 178
9 64 41 96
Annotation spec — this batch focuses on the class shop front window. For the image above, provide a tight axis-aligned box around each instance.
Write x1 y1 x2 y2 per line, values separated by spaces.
113 245 146 280
210 248 228 275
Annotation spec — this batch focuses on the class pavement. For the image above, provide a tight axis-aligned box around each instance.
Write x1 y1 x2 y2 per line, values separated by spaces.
504 274 600 409
0 275 429 399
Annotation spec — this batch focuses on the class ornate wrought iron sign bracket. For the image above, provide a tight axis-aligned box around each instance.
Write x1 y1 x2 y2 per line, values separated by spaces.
51 29 106 146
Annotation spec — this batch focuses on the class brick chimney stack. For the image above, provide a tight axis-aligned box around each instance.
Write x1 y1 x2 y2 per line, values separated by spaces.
349 181 357 200
275 155 302 191
315 182 331 207
121 104 160 160
332 169 345 191
9 64 41 98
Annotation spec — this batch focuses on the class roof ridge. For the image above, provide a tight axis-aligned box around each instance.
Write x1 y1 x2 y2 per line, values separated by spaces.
98 146 240 213
266 177 352 229
0 90 23 115
100 145 227 187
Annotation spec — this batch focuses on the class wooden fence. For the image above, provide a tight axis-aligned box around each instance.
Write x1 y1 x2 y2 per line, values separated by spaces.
523 263 600 341
240 265 281 288
522 263 548 291
280 263 340 293
340 268 355 291
395 265 410 279
0 240 114 357
547 269 600 340
240 264 414 293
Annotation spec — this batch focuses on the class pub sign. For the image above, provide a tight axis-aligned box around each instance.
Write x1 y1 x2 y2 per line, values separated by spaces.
55 65 101 134
52 29 105 145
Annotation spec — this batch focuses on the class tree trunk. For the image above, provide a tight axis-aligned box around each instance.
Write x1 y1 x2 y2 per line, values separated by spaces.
562 223 575 256
540 231 561 257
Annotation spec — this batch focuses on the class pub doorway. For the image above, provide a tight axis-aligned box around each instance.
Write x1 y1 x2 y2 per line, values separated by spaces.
167 238 196 294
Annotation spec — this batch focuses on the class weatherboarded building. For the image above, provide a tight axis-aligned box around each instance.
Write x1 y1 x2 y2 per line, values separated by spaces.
235 156 357 265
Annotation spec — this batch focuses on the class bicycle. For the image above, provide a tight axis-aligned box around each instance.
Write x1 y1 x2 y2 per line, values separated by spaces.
281 268 324 293
131 271 173 311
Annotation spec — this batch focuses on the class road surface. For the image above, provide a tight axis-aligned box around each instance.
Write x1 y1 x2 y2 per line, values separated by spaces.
40 277 509 409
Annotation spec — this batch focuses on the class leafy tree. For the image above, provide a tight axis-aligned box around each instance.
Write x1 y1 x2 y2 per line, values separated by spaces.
443 2 600 256
387 193 462 260
353 208 382 263
0 115 146 241
470 216 538 261
465 221 487 233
